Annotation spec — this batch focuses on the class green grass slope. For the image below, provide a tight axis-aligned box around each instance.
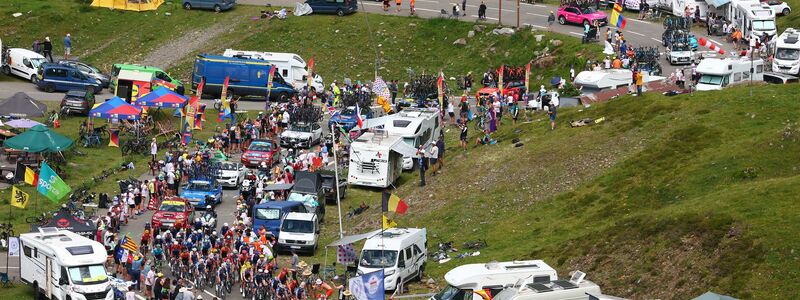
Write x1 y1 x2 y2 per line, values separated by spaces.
168 16 597 90
335 84 800 299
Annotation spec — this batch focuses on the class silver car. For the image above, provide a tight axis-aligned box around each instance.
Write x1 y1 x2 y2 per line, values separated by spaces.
57 60 110 88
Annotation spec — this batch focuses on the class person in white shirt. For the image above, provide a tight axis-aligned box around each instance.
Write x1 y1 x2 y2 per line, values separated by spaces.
150 138 158 162
429 143 439 175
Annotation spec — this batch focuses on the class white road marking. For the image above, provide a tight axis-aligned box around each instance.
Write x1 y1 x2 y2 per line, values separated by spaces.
466 4 514 12
533 4 547 7
136 295 146 300
651 37 662 43
526 12 547 17
627 18 649 24
628 31 645 36
363 2 381 6
569 32 583 36
472 15 499 20
416 0 439 3
0 266 20 269
709 38 722 45
524 23 547 29
416 7 441 12
204 290 216 297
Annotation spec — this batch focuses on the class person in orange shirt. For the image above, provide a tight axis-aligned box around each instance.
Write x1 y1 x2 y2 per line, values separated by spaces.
611 57 622 69
396 0 401 12
410 0 416 15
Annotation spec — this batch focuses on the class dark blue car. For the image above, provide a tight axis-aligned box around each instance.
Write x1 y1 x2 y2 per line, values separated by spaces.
328 106 374 132
180 180 223 208
37 63 102 94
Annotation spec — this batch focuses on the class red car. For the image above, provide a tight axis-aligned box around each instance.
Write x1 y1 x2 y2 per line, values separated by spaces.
241 139 280 168
151 197 195 229
557 6 608 27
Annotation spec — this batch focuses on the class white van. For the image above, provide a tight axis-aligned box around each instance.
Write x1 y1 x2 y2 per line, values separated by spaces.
358 228 427 291
432 260 558 300
277 212 320 254
1 47 47 82
773 28 800 76
491 272 626 300
20 228 114 300
348 131 414 188
222 49 325 92
696 57 765 90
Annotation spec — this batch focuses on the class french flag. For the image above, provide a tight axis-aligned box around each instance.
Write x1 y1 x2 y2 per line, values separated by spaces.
356 105 364 129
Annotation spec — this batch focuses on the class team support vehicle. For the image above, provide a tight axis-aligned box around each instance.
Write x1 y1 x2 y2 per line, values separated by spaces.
215 161 248 188
276 212 320 254
151 198 195 229
241 139 281 168
557 5 608 27
280 122 324 148
179 180 223 208
358 228 427 291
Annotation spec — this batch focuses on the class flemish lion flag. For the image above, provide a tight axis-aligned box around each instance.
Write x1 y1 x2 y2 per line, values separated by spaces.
36 161 71 203
382 215 397 230
11 186 30 209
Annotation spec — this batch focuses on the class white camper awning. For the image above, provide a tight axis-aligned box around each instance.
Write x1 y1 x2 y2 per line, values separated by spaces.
327 229 382 247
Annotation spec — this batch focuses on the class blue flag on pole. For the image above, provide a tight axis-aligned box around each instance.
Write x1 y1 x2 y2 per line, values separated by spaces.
348 270 384 300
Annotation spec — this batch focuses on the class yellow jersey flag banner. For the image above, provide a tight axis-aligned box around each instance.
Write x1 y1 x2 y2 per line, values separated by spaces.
11 186 30 209
382 215 397 230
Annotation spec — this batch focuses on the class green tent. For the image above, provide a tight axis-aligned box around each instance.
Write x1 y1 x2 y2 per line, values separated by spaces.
2 125 73 152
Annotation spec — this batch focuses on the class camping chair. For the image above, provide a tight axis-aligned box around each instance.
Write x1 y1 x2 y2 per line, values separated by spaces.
0 272 13 288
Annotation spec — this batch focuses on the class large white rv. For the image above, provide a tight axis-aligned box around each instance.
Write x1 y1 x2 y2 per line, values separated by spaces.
357 228 427 291
222 49 325 92
491 271 626 300
348 131 413 188
432 260 558 300
696 57 764 90
732 1 777 41
20 228 114 300
773 28 800 76
363 107 443 170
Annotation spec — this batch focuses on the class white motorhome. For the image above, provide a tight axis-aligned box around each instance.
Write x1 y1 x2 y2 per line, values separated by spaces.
363 107 442 170
348 131 412 188
20 228 114 300
733 1 777 41
696 57 764 90
491 272 626 300
772 28 800 76
222 49 325 92
432 260 558 300
358 228 427 291
277 212 320 254
1 47 47 82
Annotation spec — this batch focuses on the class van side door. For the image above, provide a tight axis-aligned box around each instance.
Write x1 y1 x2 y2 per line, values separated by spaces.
68 69 86 89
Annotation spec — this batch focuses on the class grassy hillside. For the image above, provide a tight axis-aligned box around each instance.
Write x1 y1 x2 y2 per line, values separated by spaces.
167 16 596 91
330 84 800 299
0 0 259 71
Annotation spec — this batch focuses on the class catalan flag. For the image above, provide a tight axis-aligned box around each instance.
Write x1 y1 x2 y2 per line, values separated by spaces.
611 3 627 30
121 235 138 252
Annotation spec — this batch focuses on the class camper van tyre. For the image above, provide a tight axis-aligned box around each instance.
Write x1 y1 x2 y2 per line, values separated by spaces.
337 8 345 16
30 74 38 84
214 5 222 12
558 16 566 25
184 2 192 9
1 65 9 75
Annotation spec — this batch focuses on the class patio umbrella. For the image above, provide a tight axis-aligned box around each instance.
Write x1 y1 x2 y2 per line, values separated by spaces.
135 86 188 108
3 124 73 152
0 92 48 118
90 97 142 120
5 118 44 129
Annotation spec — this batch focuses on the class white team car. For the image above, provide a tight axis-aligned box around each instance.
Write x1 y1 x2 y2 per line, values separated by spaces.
280 122 323 148
216 162 247 187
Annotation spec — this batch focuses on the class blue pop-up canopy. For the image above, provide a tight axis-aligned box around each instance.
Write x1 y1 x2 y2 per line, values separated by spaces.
90 97 142 120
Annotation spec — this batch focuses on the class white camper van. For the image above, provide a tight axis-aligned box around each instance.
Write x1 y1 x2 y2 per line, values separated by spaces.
491 271 626 300
20 228 114 300
348 131 414 188
358 228 427 291
773 28 800 76
696 57 764 90
277 212 320 254
733 1 777 41
1 47 47 82
363 107 442 170
222 49 325 92
432 260 558 300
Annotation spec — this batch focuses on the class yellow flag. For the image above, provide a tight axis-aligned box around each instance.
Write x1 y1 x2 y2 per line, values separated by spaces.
11 186 30 209
382 215 397 230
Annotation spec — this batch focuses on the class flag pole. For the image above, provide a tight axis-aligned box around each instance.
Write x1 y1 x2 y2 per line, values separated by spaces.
331 125 344 239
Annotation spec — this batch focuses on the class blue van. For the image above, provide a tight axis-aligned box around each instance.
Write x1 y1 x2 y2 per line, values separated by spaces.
253 201 308 237
192 54 296 101
36 63 103 94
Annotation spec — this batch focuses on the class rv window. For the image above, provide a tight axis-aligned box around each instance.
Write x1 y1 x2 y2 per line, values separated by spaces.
393 120 412 128
23 246 31 257
743 71 751 80
61 267 69 283
722 75 730 86
405 247 412 260
68 264 108 285
66 246 94 255
397 252 406 267
34 247 38 258
733 72 742 82
756 64 764 73
413 244 421 256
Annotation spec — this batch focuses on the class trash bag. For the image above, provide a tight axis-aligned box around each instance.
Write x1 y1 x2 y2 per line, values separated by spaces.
294 2 313 16
603 40 615 55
